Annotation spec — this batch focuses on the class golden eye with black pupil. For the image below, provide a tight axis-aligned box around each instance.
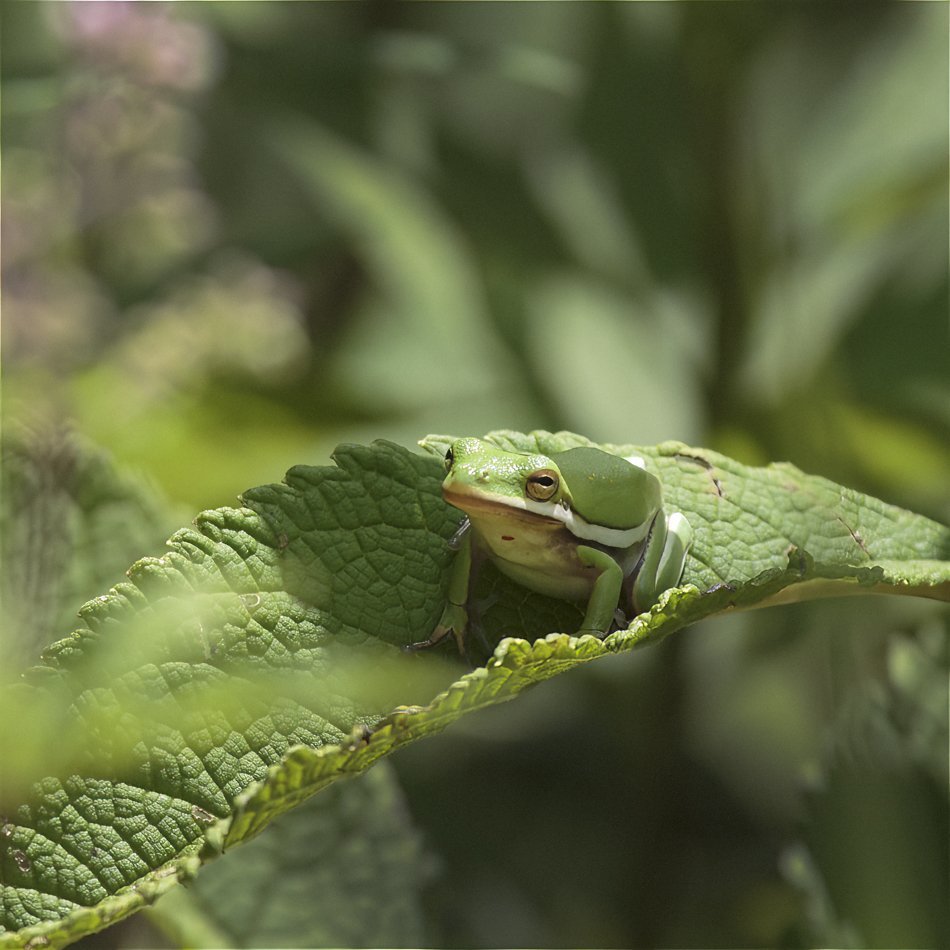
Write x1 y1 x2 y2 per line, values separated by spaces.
526 469 558 501
444 447 454 472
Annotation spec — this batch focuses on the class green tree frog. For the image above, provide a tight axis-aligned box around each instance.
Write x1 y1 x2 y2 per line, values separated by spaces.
419 438 694 653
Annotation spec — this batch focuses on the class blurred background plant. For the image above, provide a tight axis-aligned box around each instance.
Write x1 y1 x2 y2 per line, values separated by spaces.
1 2 947 947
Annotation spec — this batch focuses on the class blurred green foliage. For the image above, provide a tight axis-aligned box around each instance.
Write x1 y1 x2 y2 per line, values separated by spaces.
148 763 433 949
0 426 181 671
2 2 947 947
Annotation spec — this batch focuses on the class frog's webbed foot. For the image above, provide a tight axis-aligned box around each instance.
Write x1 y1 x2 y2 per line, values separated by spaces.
405 602 468 655
407 519 481 660
406 600 497 669
577 608 627 640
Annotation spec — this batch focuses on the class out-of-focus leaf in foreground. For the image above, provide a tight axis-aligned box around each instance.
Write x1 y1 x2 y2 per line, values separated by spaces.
2 431 948 948
148 763 431 949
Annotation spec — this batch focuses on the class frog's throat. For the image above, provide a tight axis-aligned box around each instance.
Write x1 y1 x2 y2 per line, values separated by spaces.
443 484 651 549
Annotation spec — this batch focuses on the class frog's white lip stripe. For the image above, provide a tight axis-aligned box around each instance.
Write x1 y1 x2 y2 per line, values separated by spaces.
538 498 651 547
448 484 650 548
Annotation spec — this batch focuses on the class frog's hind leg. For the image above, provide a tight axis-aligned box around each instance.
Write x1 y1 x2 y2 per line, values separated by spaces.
631 511 692 613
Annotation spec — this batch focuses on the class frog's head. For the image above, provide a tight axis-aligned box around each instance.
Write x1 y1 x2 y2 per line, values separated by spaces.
442 438 661 548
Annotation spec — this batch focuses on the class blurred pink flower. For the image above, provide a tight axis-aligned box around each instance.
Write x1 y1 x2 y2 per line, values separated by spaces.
65 1 216 91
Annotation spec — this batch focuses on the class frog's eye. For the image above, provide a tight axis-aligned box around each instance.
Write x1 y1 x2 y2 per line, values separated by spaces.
444 447 454 472
526 469 558 501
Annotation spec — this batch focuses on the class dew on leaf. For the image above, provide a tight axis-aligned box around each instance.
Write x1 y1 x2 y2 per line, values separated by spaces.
13 850 31 872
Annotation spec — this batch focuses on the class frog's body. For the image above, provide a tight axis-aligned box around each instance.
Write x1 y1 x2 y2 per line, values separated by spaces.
418 438 693 653
444 490 593 602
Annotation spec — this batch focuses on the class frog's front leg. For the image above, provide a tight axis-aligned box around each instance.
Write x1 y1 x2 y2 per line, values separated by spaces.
631 510 692 613
576 545 624 636
408 523 474 654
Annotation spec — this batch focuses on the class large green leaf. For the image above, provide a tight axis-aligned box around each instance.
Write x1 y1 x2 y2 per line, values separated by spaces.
2 431 948 948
